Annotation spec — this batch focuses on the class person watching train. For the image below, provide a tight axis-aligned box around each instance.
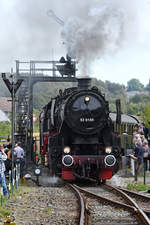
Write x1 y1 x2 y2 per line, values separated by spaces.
146 122 150 147
133 138 145 182
132 133 140 147
4 144 12 177
0 144 8 197
140 133 147 144
143 140 150 171
14 142 25 178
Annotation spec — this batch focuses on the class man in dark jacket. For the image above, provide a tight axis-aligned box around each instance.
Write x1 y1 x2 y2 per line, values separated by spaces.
134 139 144 181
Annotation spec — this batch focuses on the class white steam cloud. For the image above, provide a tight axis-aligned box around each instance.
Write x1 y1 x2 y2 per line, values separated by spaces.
61 0 139 76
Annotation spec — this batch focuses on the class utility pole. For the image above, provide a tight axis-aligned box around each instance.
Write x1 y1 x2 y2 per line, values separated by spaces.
2 73 23 192
10 74 15 191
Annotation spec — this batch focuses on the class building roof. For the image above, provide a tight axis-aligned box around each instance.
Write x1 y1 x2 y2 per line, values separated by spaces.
0 110 10 122
0 97 11 112
110 112 139 124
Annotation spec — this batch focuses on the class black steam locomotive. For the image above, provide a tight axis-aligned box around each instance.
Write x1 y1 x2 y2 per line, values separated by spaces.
40 78 121 182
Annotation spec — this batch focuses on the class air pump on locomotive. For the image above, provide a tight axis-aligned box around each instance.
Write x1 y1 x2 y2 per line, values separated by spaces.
40 78 121 182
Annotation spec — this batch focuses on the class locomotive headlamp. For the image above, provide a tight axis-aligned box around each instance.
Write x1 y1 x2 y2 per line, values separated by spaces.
84 96 90 102
105 147 112 154
62 155 74 167
104 155 116 167
64 146 70 154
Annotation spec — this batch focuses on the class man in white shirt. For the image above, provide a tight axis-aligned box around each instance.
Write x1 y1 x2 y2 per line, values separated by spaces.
15 142 24 159
14 142 25 177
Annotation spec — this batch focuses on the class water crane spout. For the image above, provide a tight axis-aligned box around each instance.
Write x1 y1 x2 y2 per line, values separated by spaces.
47 9 64 26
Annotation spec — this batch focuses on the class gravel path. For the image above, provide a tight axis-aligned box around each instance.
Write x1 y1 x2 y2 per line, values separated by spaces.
1 181 79 225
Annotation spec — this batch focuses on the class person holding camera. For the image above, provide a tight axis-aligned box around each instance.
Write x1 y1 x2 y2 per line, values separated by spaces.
0 144 8 196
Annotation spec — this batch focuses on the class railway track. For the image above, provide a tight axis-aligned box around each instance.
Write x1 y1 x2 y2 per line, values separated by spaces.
67 183 150 225
104 184 150 225
67 184 88 225
118 186 150 215
7 179 150 224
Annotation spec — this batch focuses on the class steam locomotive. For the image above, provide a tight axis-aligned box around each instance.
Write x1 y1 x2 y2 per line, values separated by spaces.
40 78 121 182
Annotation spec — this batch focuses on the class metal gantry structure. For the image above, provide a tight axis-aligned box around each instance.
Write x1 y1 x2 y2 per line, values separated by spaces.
15 57 77 163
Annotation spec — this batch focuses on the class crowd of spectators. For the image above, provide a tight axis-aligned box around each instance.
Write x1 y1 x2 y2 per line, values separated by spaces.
0 144 9 197
132 122 150 181
0 141 24 196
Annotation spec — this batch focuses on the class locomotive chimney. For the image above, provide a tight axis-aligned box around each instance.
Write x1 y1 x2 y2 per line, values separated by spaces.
77 78 91 90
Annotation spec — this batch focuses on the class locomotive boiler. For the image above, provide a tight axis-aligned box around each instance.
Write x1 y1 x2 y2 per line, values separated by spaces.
40 78 121 182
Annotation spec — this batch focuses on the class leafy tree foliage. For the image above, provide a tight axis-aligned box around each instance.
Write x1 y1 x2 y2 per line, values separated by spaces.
33 82 72 111
141 104 150 126
129 94 150 104
109 103 116 112
105 80 125 95
91 78 106 93
0 122 11 139
127 103 145 115
145 79 150 92
127 79 144 91
32 78 127 114
1 74 150 130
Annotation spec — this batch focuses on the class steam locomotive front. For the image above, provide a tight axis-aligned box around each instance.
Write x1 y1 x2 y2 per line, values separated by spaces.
64 78 109 135
60 78 118 181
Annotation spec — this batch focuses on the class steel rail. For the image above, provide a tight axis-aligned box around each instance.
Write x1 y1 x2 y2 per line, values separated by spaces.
74 184 150 224
105 184 150 225
67 184 88 225
73 184 135 211
119 187 150 201
118 187 150 217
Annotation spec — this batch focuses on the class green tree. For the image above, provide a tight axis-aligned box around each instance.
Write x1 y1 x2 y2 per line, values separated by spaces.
141 104 150 126
0 122 11 139
126 103 139 115
129 94 150 104
127 78 144 91
105 80 125 95
145 79 150 92
33 82 72 111
91 78 106 93
109 103 116 112
126 102 146 115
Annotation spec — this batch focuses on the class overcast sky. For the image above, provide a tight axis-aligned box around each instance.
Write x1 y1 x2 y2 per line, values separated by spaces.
1 0 150 86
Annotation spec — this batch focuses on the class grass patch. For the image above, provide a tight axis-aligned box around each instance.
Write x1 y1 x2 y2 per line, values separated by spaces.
9 185 35 196
0 206 10 218
0 184 36 220
126 181 150 191
43 207 52 215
